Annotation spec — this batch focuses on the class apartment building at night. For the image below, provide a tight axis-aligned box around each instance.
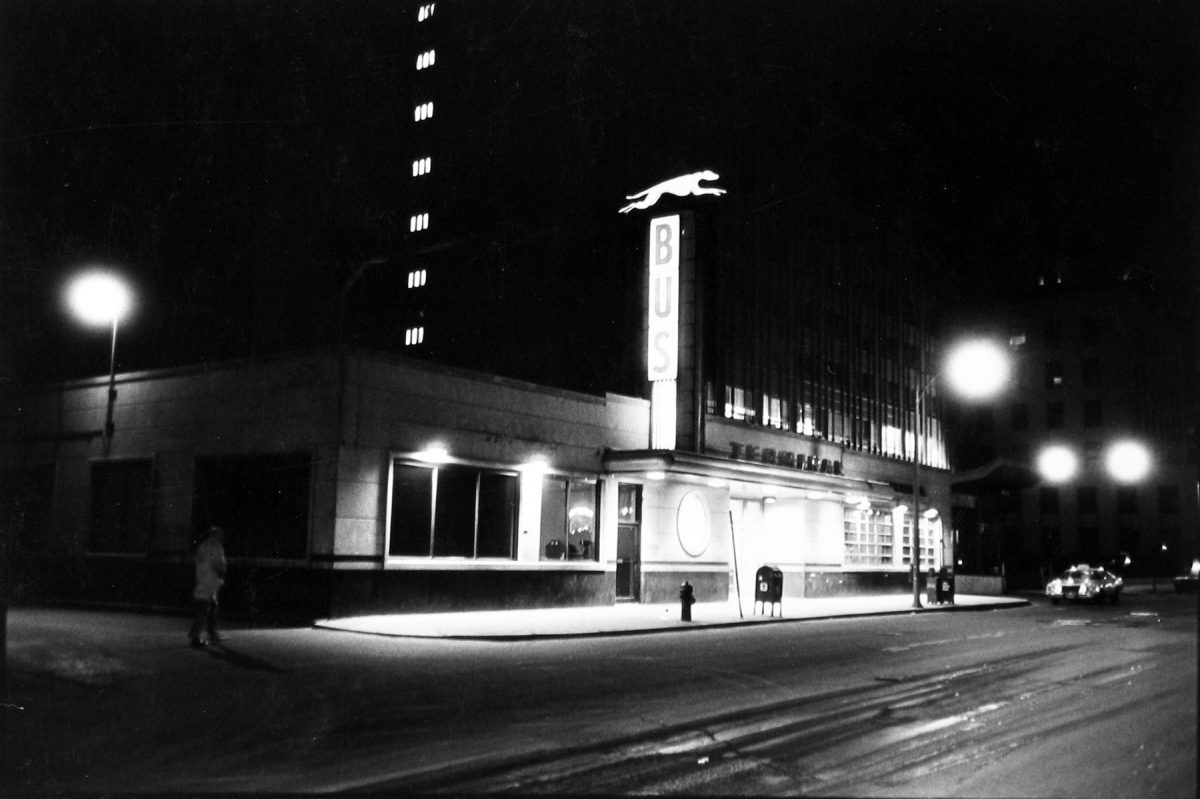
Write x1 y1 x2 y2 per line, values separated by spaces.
946 272 1200 587
2 2 1036 616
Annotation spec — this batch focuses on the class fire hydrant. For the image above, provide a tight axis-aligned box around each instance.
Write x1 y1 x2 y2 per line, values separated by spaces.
680 581 696 622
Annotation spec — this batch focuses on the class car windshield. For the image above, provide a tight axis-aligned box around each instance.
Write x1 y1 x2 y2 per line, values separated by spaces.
1060 570 1086 581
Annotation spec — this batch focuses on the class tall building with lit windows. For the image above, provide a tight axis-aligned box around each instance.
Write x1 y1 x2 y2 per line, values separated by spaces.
2 2 988 617
18 2 1170 618
399 3 437 351
945 272 1200 588
599 196 967 604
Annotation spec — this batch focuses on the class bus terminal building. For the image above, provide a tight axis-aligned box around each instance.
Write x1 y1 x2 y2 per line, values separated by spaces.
2 339 955 621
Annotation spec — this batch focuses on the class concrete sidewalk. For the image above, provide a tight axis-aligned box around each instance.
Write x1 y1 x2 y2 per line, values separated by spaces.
315 593 1029 640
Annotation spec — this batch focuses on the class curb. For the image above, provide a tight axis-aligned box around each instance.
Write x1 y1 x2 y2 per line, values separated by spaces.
315 598 1032 641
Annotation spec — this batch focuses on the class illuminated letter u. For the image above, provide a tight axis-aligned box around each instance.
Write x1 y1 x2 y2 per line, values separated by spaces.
653 277 674 319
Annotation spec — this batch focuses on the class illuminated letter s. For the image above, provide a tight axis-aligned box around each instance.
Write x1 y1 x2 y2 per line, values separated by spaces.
651 331 672 375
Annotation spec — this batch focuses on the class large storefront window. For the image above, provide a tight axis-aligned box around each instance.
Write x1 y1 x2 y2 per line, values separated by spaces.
843 507 893 566
193 452 311 559
900 518 937 567
540 477 599 561
389 462 517 559
90 459 154 553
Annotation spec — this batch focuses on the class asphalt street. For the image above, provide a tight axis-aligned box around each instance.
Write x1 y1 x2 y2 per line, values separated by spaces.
1 590 1195 796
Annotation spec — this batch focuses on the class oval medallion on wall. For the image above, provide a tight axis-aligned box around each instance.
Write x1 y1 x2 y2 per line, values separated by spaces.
677 491 710 557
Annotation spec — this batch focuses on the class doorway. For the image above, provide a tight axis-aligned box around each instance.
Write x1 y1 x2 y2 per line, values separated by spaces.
616 483 642 601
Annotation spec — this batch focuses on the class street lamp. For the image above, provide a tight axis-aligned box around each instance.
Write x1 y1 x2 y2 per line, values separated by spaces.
1034 439 1153 576
66 270 132 454
911 338 1010 608
1105 439 1152 484
1036 444 1079 484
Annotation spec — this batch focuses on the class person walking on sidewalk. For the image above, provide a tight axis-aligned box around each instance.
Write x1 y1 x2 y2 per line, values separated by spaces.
188 526 227 648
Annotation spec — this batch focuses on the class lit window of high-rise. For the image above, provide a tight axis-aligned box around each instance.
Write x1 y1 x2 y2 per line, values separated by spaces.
412 157 432 177
416 50 436 70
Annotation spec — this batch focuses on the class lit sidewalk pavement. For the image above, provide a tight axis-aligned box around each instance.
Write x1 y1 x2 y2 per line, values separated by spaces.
315 594 1029 640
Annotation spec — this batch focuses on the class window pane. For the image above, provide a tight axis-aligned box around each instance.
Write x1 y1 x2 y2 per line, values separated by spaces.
1046 402 1064 429
194 452 310 558
1117 487 1138 514
1159 485 1181 514
618 483 641 524
433 467 476 557
1045 361 1063 389
1039 487 1059 514
566 482 597 560
1077 486 1098 513
477 473 517 558
389 464 433 556
540 478 568 560
90 460 153 553
1079 527 1100 561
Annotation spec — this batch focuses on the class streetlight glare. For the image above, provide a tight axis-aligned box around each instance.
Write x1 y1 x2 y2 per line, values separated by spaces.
944 339 1010 399
1106 440 1152 483
67 271 132 326
1037 445 1078 483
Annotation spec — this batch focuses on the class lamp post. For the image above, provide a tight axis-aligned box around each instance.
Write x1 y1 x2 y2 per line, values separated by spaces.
335 258 388 447
66 270 132 455
1154 542 1168 593
911 339 1010 608
1035 438 1151 577
1105 440 1152 484
1036 445 1079 484
1106 439 1152 585
336 257 388 352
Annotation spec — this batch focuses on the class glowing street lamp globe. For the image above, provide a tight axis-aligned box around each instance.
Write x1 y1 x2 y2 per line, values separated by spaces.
908 335 1009 610
1106 440 1152 484
943 339 1011 400
1037 445 1079 483
65 269 133 453
67 271 132 327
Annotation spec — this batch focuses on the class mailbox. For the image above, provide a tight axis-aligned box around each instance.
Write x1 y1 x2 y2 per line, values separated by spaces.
936 567 955 605
754 565 783 616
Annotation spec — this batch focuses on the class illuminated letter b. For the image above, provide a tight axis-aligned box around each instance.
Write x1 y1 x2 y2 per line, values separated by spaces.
654 223 674 266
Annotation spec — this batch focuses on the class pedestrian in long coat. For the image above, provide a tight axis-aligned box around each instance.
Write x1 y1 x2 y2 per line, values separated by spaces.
188 526 226 648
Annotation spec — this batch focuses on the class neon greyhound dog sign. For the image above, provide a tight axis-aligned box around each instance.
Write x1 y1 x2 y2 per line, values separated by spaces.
618 170 727 214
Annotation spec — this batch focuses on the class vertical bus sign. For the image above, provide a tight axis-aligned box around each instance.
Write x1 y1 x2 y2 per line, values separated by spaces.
647 214 680 381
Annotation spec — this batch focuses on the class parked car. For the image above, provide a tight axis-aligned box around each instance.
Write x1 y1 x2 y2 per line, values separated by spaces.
1046 565 1123 604
1173 559 1200 594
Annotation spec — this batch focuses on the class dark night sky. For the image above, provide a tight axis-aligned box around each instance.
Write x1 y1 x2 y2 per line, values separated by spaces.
2 0 1197 386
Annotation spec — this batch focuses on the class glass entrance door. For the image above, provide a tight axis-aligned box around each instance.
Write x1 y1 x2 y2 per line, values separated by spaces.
616 484 642 601
616 524 640 600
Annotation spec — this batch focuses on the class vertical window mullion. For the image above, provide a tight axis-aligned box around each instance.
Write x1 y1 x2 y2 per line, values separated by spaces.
428 467 438 557
562 481 570 544
473 473 481 559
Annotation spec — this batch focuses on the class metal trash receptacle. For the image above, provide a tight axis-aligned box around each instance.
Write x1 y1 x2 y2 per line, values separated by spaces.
754 566 783 616
936 567 955 604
